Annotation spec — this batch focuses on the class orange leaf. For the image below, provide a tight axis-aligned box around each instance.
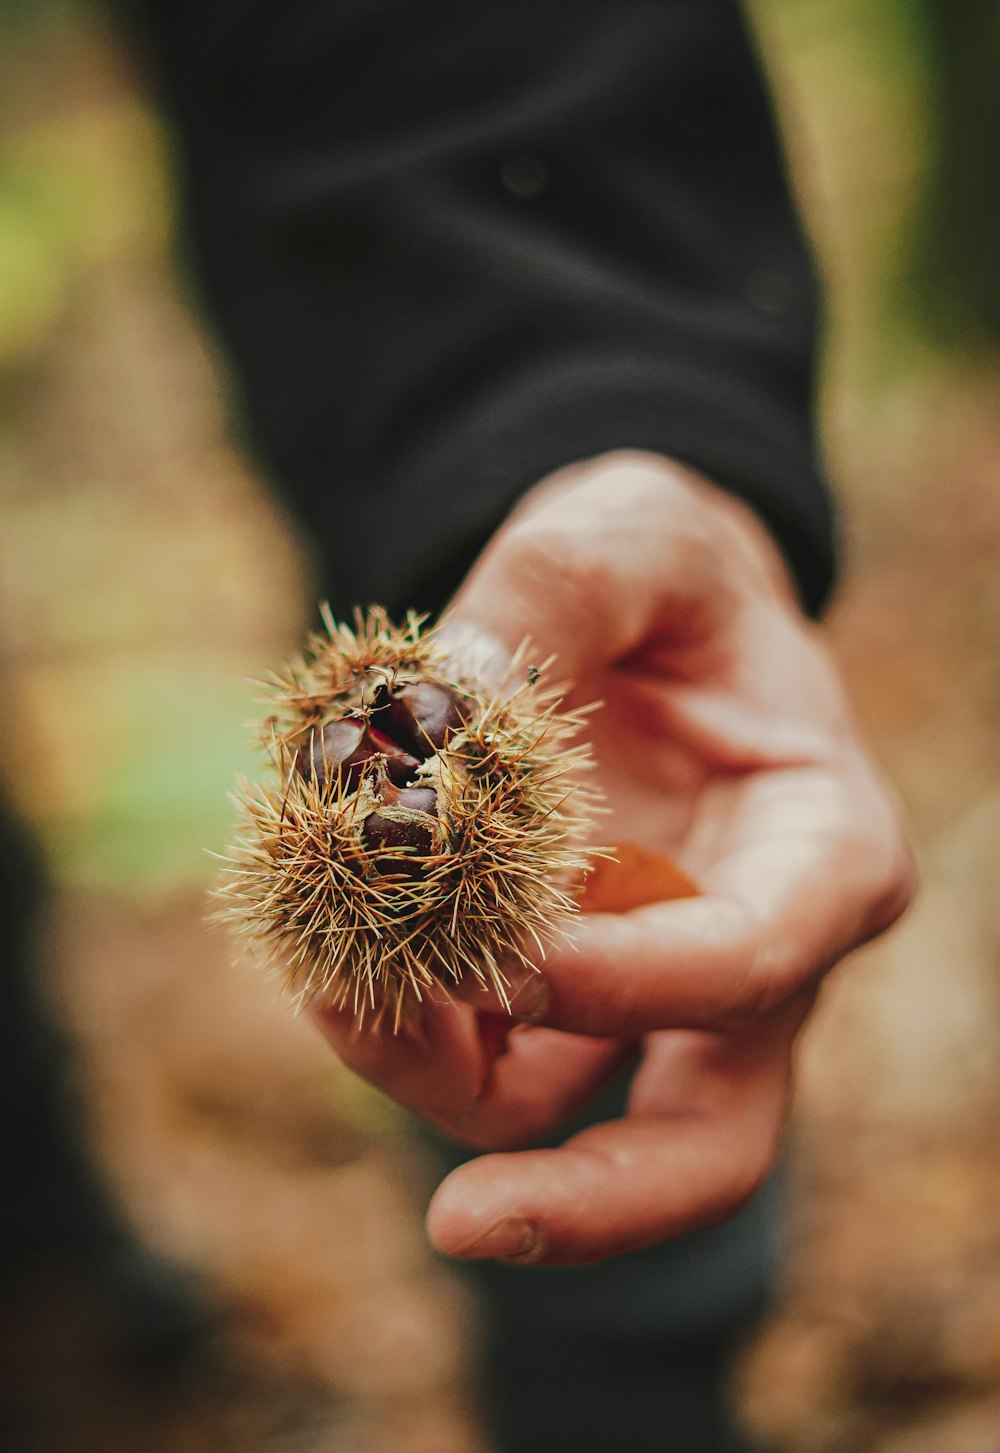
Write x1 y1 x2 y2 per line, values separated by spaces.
580 841 700 913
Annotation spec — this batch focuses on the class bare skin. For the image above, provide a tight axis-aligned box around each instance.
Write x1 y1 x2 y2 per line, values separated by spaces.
316 451 916 1266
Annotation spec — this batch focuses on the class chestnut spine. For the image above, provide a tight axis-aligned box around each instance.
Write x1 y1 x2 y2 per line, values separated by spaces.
217 606 601 1030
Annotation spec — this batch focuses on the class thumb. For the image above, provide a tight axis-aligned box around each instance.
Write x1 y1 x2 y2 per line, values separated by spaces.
441 452 724 682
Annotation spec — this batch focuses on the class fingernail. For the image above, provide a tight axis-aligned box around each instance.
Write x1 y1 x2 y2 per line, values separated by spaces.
435 621 512 692
511 971 549 1024
468 1218 541 1263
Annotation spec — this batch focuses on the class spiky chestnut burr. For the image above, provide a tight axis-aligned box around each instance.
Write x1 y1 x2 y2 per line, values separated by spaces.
217 607 602 1030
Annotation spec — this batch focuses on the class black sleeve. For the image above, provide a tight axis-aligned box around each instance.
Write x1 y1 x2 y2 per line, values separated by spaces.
135 0 836 618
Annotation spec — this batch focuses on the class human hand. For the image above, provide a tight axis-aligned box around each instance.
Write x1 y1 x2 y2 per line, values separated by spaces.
316 451 915 1265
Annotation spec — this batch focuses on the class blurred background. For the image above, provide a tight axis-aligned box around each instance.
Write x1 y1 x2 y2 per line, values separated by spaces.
1 1 999 1449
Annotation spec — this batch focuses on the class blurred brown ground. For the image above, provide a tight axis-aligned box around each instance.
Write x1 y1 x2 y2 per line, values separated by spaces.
1 4 999 1450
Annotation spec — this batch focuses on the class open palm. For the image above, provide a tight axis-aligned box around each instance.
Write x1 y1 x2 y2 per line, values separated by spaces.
318 453 914 1265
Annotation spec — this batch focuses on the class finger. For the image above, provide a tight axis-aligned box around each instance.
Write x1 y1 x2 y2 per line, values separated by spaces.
433 619 513 694
315 999 629 1148
521 762 912 1036
453 964 550 1021
455 1027 631 1150
442 454 730 679
314 998 488 1125
427 999 802 1265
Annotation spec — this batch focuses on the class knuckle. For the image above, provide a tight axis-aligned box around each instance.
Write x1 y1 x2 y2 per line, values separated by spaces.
870 840 920 938
503 522 617 630
715 955 790 1033
715 1146 774 1223
568 980 647 1039
700 1128 779 1228
848 793 920 946
505 520 613 594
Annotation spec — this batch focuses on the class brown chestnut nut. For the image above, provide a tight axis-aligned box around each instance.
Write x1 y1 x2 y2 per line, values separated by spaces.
301 719 362 787
386 682 467 756
222 607 602 1028
366 726 423 784
379 784 438 815
301 718 421 791
362 785 438 874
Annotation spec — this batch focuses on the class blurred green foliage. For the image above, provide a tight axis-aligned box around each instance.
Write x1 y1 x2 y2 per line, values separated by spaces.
0 116 166 365
0 6 269 895
757 0 1000 361
911 2 1000 353
52 665 271 893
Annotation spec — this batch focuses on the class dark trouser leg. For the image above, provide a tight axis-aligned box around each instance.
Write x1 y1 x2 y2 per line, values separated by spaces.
431 1073 777 1453
0 797 209 1377
483 1325 758 1453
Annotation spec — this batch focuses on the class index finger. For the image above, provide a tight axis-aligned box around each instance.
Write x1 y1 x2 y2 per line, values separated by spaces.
427 994 808 1265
